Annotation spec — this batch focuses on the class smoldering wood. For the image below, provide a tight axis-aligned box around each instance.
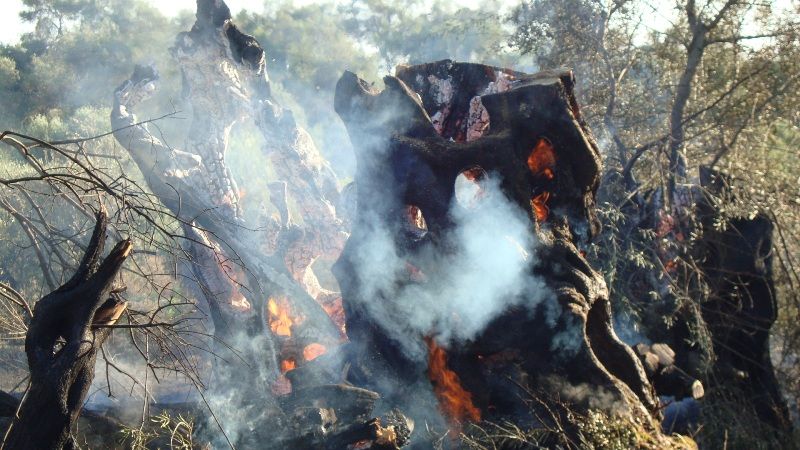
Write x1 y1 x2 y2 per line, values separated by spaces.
2 211 131 450
333 60 660 429
285 409 412 450
109 0 347 436
281 384 380 424
104 1 416 447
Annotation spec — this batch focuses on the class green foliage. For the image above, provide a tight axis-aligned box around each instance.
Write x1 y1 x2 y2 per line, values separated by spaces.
578 410 640 450
697 384 799 450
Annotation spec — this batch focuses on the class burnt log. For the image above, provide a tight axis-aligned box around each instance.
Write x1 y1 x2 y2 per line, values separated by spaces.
333 60 659 428
283 408 412 450
109 5 342 350
281 384 380 424
2 211 131 450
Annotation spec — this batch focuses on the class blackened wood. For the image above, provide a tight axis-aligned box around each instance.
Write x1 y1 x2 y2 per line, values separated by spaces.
333 61 659 424
3 212 131 450
282 384 379 424
696 166 792 431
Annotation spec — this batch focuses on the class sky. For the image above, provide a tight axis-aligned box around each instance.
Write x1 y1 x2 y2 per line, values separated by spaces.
0 0 262 44
0 0 796 46
0 0 474 43
3 0 486 45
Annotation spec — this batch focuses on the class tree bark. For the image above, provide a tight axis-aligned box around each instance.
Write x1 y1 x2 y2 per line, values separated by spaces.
3 211 131 450
333 61 659 427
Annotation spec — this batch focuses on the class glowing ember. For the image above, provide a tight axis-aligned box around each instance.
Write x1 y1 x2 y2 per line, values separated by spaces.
531 191 551 222
664 259 679 274
303 343 327 361
271 358 297 395
426 337 481 425
527 138 556 179
281 358 296 373
455 166 489 208
321 297 347 337
268 297 294 337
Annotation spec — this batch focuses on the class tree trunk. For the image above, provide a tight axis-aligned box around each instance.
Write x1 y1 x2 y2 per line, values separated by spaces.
3 211 130 450
333 61 659 429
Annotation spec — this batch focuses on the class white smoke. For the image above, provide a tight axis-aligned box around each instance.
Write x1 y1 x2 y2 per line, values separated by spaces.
351 173 549 361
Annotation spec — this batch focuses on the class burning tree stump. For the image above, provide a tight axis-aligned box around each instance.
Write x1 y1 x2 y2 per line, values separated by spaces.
333 61 659 430
108 1 409 447
3 211 131 450
110 0 345 400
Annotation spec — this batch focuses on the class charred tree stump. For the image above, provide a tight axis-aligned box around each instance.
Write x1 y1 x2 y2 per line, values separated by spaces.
108 1 362 446
695 167 792 433
2 211 131 450
616 166 793 438
333 61 659 429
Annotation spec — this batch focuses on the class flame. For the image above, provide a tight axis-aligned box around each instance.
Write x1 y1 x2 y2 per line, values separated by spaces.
268 297 294 337
303 343 327 361
426 337 481 425
531 192 551 222
527 138 556 179
527 138 555 222
272 360 295 396
280 358 296 373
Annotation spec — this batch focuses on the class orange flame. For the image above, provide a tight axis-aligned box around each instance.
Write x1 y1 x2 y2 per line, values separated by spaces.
527 138 556 179
280 358 296 373
426 337 481 425
268 297 294 337
531 192 551 222
303 343 327 361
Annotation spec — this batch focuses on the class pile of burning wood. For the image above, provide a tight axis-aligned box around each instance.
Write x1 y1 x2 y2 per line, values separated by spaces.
3 0 790 448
